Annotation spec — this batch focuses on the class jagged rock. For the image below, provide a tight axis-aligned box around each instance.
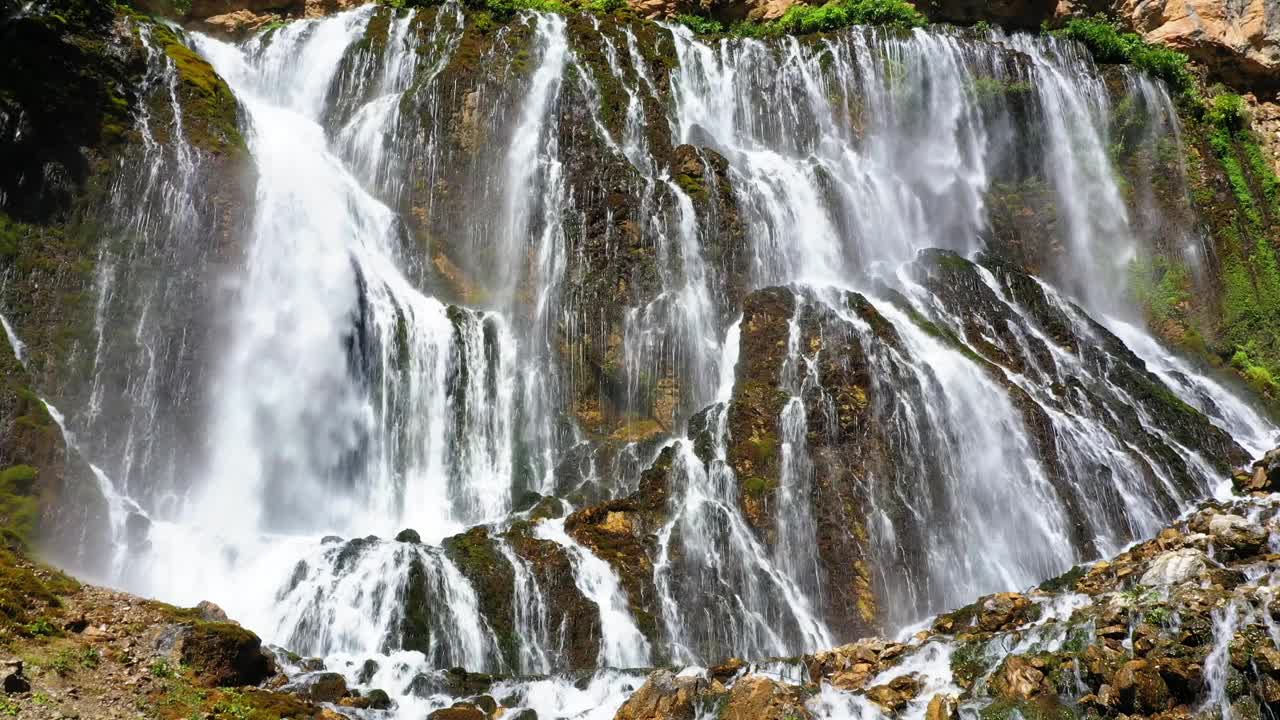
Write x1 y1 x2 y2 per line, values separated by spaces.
195 600 229 622
925 694 958 720
708 658 746 684
1113 659 1170 713
1104 0 1280 92
718 676 812 720
201 9 279 35
1206 513 1268 556
865 674 922 711
615 669 708 720
1139 548 1210 586
356 658 379 684
990 656 1049 700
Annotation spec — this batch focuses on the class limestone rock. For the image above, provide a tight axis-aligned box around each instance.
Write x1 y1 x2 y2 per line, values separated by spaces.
1109 0 1280 92
718 676 812 720
991 656 1049 700
1139 548 1209 586
200 9 278 36
865 674 923 711
615 669 708 720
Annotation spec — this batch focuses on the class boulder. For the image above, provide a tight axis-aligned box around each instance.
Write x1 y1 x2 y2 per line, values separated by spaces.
285 672 348 703
172 622 274 688
718 676 812 720
615 669 708 720
991 656 1049 700
200 9 278 36
1139 548 1210 586
925 694 959 720
195 600 230 623
395 528 422 544
428 703 487 720
865 674 923 711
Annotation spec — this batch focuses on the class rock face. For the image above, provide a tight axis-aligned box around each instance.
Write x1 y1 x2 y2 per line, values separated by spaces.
1107 0 1280 93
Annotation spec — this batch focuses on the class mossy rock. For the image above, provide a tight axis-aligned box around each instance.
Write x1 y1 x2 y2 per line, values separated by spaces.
175 620 274 688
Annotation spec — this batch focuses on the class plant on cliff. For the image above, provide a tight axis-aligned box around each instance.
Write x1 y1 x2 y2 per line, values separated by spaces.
678 0 924 37
1055 16 1195 101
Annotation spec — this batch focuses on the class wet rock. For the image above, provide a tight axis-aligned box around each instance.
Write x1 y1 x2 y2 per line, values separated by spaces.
708 658 746 684
394 528 422 544
926 693 958 720
865 674 922 711
1244 447 1280 492
1139 548 1210 586
285 671 348 703
935 592 1038 634
615 669 708 720
1207 513 1268 556
428 703 487 720
364 688 391 710
1113 659 1170 713
356 658 379 684
991 656 1049 700
719 675 812 720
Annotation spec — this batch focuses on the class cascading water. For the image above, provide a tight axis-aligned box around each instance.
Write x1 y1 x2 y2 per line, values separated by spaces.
27 5 1280 719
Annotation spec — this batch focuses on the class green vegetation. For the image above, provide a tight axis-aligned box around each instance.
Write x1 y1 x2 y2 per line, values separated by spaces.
1196 92 1280 399
1054 16 1195 101
680 0 925 37
1129 255 1190 324
0 466 40 546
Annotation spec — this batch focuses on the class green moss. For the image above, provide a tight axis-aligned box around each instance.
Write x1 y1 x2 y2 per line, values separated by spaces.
981 698 1075 720
969 76 1033 101
742 475 778 496
1128 254 1190 323
1038 564 1086 593
949 639 989 687
678 0 924 37
0 466 41 546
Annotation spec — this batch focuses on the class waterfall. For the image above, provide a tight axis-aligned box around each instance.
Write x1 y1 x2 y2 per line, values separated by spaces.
22 6 1279 718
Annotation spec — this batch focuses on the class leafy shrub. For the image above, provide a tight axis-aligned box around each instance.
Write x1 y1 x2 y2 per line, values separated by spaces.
1056 16 1194 96
771 0 926 35
1207 93 1247 135
675 13 724 34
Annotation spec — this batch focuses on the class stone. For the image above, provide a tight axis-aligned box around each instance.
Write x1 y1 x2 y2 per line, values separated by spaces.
286 672 348 703
615 669 707 720
719 676 812 720
991 656 1047 700
1139 548 1210 586
865 674 922 711
1113 659 1170 713
200 9 278 36
172 622 274 688
427 703 487 720
364 688 392 710
925 694 958 720
708 658 746 684
394 528 422 544
356 658 379 684
195 600 229 623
